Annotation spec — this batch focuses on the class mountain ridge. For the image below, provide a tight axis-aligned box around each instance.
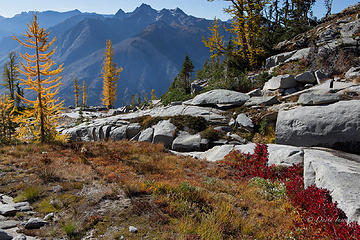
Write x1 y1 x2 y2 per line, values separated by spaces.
0 5 220 106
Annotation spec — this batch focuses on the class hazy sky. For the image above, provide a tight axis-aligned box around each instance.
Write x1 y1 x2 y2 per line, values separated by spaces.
0 0 358 20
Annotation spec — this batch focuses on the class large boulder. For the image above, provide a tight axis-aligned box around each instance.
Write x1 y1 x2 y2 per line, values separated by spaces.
276 100 360 154
295 71 317 84
109 125 128 141
297 93 341 105
126 123 141 139
152 120 176 148
138 128 154 142
188 89 250 107
284 47 310 63
304 148 360 223
172 132 201 152
263 74 297 91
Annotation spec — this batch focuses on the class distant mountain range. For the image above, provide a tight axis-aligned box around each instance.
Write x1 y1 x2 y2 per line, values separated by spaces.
0 4 226 106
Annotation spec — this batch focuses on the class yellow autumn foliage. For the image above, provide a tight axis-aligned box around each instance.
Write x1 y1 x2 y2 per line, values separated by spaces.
224 0 266 67
0 94 15 143
101 40 123 109
82 80 87 108
13 14 66 143
203 17 225 61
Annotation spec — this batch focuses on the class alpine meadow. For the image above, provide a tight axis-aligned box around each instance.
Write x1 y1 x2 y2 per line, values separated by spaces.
0 1 359 239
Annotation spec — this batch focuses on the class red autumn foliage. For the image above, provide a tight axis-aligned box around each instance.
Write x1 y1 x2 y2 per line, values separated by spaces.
222 143 360 240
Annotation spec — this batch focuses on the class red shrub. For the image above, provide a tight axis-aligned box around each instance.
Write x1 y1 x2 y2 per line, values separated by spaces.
222 143 360 239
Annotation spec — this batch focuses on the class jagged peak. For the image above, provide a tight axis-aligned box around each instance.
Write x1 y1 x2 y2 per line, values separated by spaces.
115 8 125 17
133 3 157 15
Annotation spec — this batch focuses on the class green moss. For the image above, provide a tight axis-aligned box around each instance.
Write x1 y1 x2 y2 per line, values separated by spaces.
35 198 57 214
14 186 41 203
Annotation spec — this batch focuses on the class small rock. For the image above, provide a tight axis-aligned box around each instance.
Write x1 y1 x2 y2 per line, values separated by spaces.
0 205 17 216
44 212 55 221
314 70 328 84
263 74 297 91
295 71 317 84
52 185 63 193
245 96 278 107
213 126 232 133
246 88 262 97
23 217 49 229
0 220 20 229
129 226 138 233
297 93 340 106
0 230 12 240
235 114 254 129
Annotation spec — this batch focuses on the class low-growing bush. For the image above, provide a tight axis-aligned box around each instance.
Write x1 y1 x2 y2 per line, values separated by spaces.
222 143 360 239
200 128 223 141
170 115 207 134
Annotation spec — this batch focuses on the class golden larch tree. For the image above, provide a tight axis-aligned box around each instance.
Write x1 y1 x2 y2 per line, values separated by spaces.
13 14 64 143
0 94 15 143
101 40 122 109
203 17 225 62
224 0 266 68
73 77 80 107
82 80 87 108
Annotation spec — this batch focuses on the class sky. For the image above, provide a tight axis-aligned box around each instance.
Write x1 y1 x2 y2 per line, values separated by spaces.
0 0 358 20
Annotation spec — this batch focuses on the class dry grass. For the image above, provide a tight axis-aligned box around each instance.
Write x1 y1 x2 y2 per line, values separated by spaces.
0 141 299 239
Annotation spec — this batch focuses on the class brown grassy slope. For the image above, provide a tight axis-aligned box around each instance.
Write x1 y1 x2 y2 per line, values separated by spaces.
0 141 300 239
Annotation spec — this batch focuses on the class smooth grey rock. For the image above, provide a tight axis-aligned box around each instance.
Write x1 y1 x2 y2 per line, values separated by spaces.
12 202 31 212
246 88 262 97
213 126 232 133
172 132 201 152
245 96 279 107
297 93 340 105
340 19 360 38
169 101 182 106
212 139 228 146
284 88 298 95
126 123 141 139
0 230 12 240
186 143 303 166
129 226 138 233
152 120 176 148
109 125 127 141
13 235 27 240
314 70 328 84
23 217 48 229
295 71 317 84
266 145 304 166
0 205 17 216
265 50 296 68
227 133 246 144
0 196 14 205
228 118 236 127
236 114 254 129
345 66 360 79
285 48 310 63
263 74 297 91
276 100 360 153
188 89 249 107
304 148 360 223
138 128 154 142
44 213 55 221
0 220 19 229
